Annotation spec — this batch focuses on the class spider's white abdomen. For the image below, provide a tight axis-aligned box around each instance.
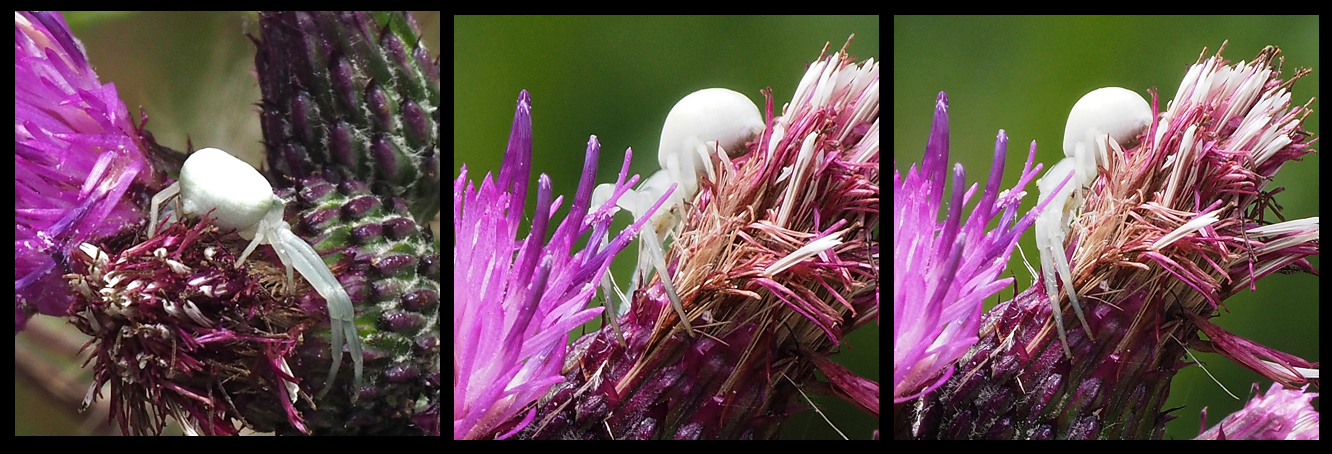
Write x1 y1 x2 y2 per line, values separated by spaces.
657 88 764 201
1062 87 1151 155
178 148 276 232
1062 87 1152 183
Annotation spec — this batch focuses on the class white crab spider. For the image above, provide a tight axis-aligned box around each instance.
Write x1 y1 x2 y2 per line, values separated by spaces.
148 148 363 398
1037 87 1150 357
594 88 764 338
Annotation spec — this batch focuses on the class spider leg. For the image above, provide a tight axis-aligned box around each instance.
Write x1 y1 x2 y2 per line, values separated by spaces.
1037 205 1076 358
267 219 363 399
235 229 267 269
591 184 631 346
597 266 628 346
1036 157 1093 357
148 182 181 237
234 199 301 290
638 224 693 337
1061 144 1096 340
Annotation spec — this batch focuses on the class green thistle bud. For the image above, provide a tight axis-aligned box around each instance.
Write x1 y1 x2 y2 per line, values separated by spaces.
253 11 440 224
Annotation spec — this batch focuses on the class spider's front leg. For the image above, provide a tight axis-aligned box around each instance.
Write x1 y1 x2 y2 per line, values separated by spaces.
1035 157 1092 358
250 199 365 399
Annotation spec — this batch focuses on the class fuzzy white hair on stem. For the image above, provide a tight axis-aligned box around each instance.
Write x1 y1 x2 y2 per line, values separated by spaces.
148 147 363 399
1037 87 1151 357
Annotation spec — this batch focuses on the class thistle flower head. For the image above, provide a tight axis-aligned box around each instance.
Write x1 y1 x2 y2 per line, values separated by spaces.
1054 43 1319 386
904 42 1318 440
67 215 313 435
15 11 153 332
19 11 441 435
1195 383 1319 440
892 92 1046 403
509 38 880 439
453 90 660 439
67 173 440 435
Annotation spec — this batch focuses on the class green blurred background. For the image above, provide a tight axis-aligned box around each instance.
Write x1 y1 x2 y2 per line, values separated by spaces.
455 16 880 439
894 16 1318 439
